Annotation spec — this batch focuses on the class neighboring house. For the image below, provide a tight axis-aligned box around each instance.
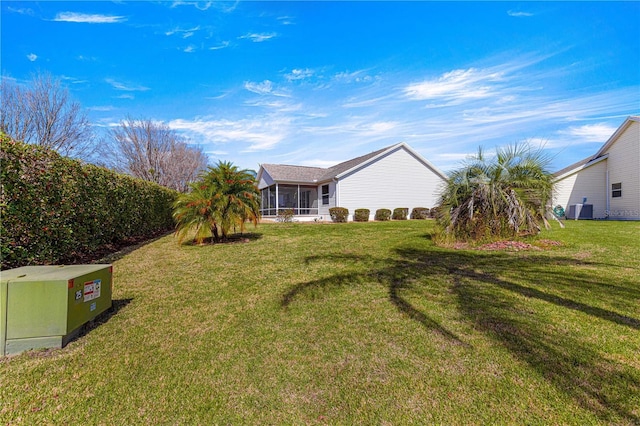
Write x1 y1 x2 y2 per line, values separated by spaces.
553 116 640 220
257 142 448 221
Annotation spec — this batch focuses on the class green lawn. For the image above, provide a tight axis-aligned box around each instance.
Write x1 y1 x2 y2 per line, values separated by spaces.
1 220 639 424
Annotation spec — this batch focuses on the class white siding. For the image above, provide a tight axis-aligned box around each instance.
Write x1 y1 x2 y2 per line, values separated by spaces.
257 172 274 190
318 181 336 218
337 146 446 220
605 121 640 219
554 160 608 219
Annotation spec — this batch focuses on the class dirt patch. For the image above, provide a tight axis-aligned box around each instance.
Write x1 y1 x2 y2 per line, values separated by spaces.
450 239 563 252
478 241 540 251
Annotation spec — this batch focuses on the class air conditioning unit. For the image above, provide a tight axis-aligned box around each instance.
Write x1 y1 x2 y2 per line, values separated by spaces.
566 204 593 220
1 264 112 356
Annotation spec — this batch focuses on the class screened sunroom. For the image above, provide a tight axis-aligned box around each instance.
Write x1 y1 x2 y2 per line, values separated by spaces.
260 184 319 217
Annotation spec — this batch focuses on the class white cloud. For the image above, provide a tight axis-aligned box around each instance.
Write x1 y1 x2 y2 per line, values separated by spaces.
209 41 230 50
342 95 395 109
27 53 38 62
507 10 534 17
285 68 314 82
245 80 273 95
165 25 200 37
558 123 617 143
171 1 213 10
404 68 503 102
106 78 150 91
7 6 34 16
184 45 196 53
277 16 294 25
205 150 229 156
334 69 374 84
168 116 291 151
244 99 302 113
77 55 98 61
244 80 290 98
88 106 115 112
239 32 276 42
302 118 400 140
53 12 126 24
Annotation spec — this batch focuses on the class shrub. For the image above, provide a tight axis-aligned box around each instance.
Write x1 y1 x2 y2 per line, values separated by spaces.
0 135 177 269
392 208 409 220
277 208 295 223
353 209 370 222
375 209 392 221
410 207 430 220
429 206 442 219
329 207 349 223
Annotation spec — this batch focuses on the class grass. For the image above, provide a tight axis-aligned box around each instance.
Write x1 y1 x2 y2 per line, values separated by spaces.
1 220 639 424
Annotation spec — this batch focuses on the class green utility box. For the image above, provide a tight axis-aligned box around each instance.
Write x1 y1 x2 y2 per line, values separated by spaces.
1 264 113 356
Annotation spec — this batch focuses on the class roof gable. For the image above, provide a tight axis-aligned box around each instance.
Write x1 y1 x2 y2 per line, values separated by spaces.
258 142 448 185
553 116 639 179
592 116 639 159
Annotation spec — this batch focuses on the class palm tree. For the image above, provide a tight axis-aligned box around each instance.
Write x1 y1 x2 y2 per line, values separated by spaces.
172 181 220 244
173 161 260 244
201 161 260 241
437 142 559 242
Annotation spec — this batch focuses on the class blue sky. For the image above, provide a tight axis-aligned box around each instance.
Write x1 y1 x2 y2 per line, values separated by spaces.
2 1 639 173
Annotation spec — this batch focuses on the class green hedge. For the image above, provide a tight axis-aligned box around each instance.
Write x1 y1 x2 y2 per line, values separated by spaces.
410 207 430 220
375 209 392 221
353 208 370 222
329 207 349 223
1 135 177 269
392 208 409 220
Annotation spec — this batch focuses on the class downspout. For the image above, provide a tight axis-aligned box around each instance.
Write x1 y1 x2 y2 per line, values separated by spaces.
606 170 610 218
333 177 339 207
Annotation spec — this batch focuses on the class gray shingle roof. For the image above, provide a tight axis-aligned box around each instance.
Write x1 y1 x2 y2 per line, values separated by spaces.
262 144 396 183
553 156 593 178
260 164 327 183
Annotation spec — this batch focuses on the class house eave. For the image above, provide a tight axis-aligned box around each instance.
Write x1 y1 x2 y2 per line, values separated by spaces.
553 153 609 181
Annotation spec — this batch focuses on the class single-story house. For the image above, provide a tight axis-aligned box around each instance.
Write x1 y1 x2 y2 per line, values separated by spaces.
553 116 640 220
256 142 448 221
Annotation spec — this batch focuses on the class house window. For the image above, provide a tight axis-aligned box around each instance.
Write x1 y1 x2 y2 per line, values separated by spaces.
612 182 622 198
321 184 330 205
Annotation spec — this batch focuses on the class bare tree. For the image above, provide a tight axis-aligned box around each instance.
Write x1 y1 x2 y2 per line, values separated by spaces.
108 117 209 192
1 72 95 159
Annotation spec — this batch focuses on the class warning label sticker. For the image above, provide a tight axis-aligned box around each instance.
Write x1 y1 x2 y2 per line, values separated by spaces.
83 279 102 302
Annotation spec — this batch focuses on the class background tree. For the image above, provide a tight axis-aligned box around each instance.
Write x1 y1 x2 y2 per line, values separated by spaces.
436 142 559 242
173 161 260 244
0 72 95 159
107 117 208 192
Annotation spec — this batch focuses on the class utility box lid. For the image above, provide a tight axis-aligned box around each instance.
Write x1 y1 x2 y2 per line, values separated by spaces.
1 265 110 282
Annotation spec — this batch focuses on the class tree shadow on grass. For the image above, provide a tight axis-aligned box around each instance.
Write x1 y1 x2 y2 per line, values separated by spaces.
283 252 468 346
281 246 640 423
181 232 263 246
398 247 640 424
95 232 173 264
